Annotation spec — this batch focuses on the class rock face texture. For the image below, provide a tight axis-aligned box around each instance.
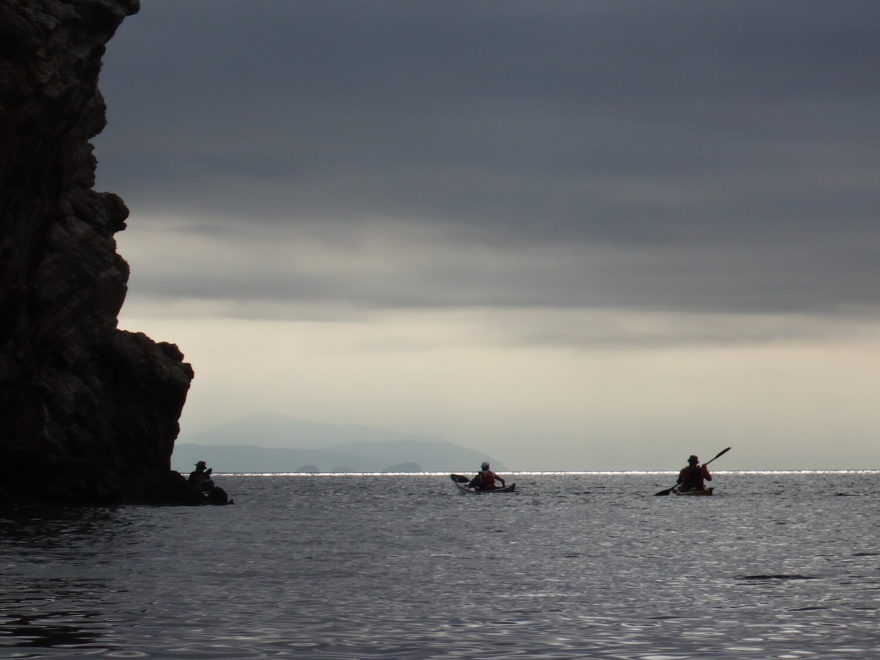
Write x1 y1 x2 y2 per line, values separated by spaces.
0 0 207 504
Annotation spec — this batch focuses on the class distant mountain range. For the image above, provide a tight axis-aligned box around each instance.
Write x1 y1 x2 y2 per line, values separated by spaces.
171 411 505 474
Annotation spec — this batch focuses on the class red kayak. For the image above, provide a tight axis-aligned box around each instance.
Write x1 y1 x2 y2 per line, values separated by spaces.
454 481 516 494
450 474 516 494
672 487 714 496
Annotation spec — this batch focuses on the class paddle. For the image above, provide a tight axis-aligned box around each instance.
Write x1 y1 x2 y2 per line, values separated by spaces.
450 474 471 484
654 446 731 496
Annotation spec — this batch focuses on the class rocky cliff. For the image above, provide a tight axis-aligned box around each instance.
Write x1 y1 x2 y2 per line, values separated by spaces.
0 0 207 504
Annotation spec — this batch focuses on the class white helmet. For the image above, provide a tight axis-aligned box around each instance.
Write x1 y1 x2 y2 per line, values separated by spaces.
481 461 490 470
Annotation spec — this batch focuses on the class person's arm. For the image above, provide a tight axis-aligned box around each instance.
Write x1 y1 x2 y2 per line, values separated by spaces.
496 474 506 486
702 466 712 481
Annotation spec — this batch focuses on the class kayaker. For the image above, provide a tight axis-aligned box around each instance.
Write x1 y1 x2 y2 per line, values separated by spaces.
470 461 506 490
677 455 712 492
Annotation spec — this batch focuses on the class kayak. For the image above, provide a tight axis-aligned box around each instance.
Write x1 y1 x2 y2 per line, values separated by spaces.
672 487 714 496
449 473 516 493
454 481 516 494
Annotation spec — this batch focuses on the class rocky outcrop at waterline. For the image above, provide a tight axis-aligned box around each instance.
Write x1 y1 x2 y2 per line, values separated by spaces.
0 0 215 504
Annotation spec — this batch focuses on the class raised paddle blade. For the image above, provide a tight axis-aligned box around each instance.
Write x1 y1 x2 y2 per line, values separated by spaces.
705 446 731 464
450 474 470 483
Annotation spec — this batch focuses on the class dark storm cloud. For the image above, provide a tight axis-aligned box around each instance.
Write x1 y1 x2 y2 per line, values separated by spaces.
97 1 880 317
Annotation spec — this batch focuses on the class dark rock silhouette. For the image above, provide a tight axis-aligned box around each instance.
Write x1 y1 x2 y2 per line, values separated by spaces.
0 1 213 504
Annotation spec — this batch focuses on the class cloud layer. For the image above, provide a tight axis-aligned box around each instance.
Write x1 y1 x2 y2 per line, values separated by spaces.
93 2 880 469
97 1 880 324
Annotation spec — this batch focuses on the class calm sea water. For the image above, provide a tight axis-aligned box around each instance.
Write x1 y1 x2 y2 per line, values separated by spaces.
1 472 879 659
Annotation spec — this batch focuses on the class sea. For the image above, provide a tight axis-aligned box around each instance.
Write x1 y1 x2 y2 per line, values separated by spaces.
1 471 878 659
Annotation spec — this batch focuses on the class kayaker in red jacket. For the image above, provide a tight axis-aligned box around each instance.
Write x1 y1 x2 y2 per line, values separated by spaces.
470 462 506 490
677 455 712 492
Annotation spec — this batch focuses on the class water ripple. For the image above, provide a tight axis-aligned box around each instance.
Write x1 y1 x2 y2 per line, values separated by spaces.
2 473 879 658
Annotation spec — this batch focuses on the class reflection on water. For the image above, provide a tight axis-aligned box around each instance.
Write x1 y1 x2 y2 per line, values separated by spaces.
2 608 102 649
1 472 879 658
0 508 125 654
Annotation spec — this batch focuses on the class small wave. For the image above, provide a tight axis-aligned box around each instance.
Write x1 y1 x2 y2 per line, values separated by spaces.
739 574 817 581
788 606 828 611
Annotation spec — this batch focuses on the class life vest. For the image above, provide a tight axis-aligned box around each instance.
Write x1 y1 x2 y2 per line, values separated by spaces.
679 465 706 490
479 470 496 489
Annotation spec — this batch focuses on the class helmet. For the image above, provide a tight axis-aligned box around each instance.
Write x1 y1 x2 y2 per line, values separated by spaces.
481 462 490 470
688 455 699 465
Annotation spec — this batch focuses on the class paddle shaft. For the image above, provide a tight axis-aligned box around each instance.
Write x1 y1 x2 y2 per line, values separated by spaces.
702 446 731 468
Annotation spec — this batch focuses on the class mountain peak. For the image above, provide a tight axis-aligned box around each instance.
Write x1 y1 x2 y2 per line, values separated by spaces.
174 411 505 473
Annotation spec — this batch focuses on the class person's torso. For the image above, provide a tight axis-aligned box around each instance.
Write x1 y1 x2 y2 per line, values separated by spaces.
681 465 704 487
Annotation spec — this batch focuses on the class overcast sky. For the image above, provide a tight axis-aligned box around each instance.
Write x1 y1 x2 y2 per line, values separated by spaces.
95 1 880 470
